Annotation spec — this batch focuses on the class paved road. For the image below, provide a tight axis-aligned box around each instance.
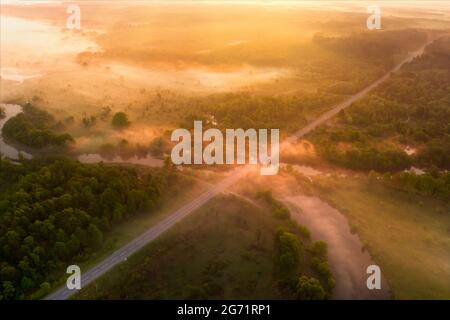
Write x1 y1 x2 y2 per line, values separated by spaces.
282 39 432 146
45 38 435 300
45 167 250 300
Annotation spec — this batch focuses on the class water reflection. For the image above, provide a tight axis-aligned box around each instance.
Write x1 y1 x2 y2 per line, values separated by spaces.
0 104 33 160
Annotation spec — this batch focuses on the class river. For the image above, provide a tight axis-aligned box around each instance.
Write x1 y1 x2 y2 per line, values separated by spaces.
0 104 32 160
283 195 391 299
0 103 163 166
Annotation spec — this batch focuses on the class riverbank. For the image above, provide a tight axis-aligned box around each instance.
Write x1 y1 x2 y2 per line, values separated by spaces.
0 103 32 160
309 175 450 299
0 103 164 167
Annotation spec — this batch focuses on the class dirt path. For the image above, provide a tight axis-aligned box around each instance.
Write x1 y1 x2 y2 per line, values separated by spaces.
283 195 391 300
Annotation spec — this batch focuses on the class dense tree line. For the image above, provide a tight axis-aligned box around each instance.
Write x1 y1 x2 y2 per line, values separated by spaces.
313 29 427 68
275 228 300 277
310 36 450 171
171 31 431 135
313 135 413 172
111 112 131 129
257 190 331 299
2 103 73 148
181 92 340 134
0 158 176 299
373 170 450 202
308 241 335 294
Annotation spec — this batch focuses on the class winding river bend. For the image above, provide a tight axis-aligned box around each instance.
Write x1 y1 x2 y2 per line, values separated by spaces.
0 104 32 160
0 103 164 166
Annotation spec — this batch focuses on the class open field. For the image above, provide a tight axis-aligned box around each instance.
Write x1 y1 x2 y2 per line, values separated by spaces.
307 175 450 299
231 168 449 299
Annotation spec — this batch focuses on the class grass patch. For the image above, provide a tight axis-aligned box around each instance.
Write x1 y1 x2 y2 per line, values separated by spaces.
311 176 450 299
75 194 329 299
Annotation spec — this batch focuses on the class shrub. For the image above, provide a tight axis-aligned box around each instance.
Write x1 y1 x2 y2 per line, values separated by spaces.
296 276 326 300
111 112 131 129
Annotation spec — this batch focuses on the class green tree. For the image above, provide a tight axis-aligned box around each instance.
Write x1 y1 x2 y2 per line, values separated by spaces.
39 282 51 295
88 224 103 248
111 112 131 129
296 276 326 300
276 230 300 276
20 277 35 291
2 281 16 299
311 241 328 258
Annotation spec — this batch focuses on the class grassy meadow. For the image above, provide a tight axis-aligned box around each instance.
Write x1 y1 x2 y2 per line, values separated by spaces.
309 175 450 299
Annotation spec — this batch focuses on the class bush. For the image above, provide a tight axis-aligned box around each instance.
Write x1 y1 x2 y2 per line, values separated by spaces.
275 230 300 276
1 103 73 148
257 190 291 219
273 207 290 220
149 137 166 157
296 276 326 300
311 241 328 258
111 112 131 129
297 225 311 239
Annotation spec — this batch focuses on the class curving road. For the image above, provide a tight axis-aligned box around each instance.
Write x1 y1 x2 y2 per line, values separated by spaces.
45 38 436 300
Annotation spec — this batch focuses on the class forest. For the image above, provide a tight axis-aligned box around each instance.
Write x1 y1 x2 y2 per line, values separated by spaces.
255 190 333 299
75 191 333 300
2 104 73 149
164 30 431 136
313 29 427 69
375 170 450 202
310 36 450 172
0 157 178 299
179 92 339 135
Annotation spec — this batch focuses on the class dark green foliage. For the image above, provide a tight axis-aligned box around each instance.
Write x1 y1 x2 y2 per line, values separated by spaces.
296 275 326 300
0 158 172 299
382 171 450 201
82 115 96 128
297 225 311 239
310 241 327 258
315 137 413 172
257 191 333 297
275 229 300 277
2 103 73 148
257 190 291 220
111 112 131 129
314 29 427 67
180 92 339 134
309 241 334 293
149 137 166 157
310 37 450 171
